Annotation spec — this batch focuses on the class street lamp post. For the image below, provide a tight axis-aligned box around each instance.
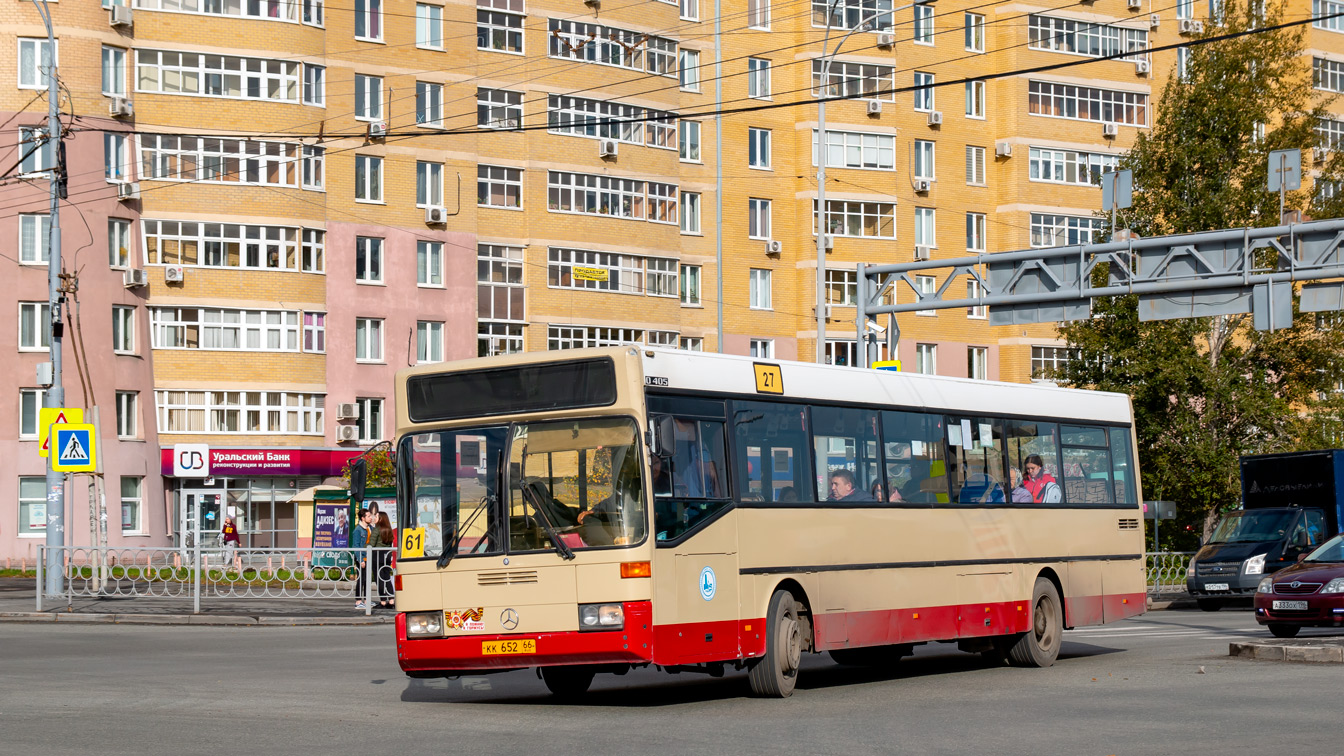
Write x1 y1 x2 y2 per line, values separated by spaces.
815 0 933 364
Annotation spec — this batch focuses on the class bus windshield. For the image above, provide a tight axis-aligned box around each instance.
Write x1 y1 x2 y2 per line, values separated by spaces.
1207 509 1298 544
398 417 645 560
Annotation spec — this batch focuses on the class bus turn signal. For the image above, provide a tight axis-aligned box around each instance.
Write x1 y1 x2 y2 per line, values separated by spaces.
621 561 652 578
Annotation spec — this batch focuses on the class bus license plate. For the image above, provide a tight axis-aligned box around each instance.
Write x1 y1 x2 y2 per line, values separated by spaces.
1273 600 1309 611
1204 583 1229 591
482 639 536 655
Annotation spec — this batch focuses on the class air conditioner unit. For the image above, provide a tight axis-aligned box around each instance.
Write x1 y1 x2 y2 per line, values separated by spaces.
1150 13 1161 28
123 268 149 288
116 182 140 201
1315 147 1329 164
866 100 883 115
110 4 133 27
927 111 943 127
367 121 388 138
1103 122 1119 138
913 178 931 193
337 425 361 442
336 403 360 420
1135 59 1151 75
109 97 133 118
914 245 931 261
1179 18 1202 34
598 138 619 158
1128 0 1142 9
765 240 783 256
164 265 185 283
877 33 895 48
995 142 1013 158
425 205 447 224
822 234 835 250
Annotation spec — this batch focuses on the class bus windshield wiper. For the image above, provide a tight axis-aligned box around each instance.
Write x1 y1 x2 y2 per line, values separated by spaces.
520 481 576 561
437 450 504 569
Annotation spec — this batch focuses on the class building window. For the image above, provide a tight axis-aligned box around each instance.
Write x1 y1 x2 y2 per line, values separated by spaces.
549 325 644 350
19 477 46 536
813 129 895 170
478 87 523 129
356 237 383 283
914 72 934 111
644 259 676 298
354 74 382 120
681 264 702 306
1177 47 1191 81
355 0 383 40
1028 80 1148 126
1030 213 1105 247
547 247 644 293
18 38 55 90
134 49 300 103
155 390 323 434
302 63 324 105
302 146 325 190
748 127 771 169
354 155 383 202
20 388 45 439
357 398 384 442
966 212 986 252
550 20 676 74
108 218 131 268
915 208 936 248
1032 345 1074 380
813 60 896 101
417 321 444 364
116 391 138 439
750 339 774 358
967 279 987 318
356 318 384 362
19 214 50 265
966 80 985 118
304 312 326 353
915 343 936 374
680 50 700 91
680 191 701 234
548 95 676 147
302 229 324 272
681 0 699 20
680 336 703 351
149 307 300 351
142 221 322 270
102 46 126 96
416 81 443 127
479 244 526 326
749 268 773 310
141 135 312 189
826 269 858 306
748 198 772 239
1027 15 1150 61
305 0 326 25
113 306 135 354
19 302 50 351
479 0 525 53
418 241 443 286
914 139 935 180
915 275 936 316
968 347 988 380
966 145 986 185
748 58 771 98
417 161 444 207
18 127 53 176
965 12 985 52
749 0 770 28
105 133 128 182
1028 147 1120 186
120 477 143 534
913 3 934 43
479 322 524 356
680 120 702 162
416 3 444 48
816 200 896 238
479 165 523 208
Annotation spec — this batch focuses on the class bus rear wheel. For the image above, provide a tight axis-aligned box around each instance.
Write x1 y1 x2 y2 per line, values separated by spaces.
1006 577 1063 668
540 665 596 697
748 589 803 698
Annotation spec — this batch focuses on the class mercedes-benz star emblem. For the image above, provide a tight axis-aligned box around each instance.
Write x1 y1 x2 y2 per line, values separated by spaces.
501 608 519 631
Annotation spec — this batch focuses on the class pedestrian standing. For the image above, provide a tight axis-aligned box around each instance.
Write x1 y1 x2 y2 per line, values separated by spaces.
373 512 395 609
221 516 241 573
351 508 372 610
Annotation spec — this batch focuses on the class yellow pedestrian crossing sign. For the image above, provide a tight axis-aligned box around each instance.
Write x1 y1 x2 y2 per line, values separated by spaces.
38 408 83 457
51 423 96 472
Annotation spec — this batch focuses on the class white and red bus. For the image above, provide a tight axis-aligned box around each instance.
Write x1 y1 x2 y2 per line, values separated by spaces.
391 347 1146 697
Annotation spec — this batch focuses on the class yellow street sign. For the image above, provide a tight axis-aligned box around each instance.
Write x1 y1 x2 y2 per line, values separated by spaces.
39 408 84 458
51 423 97 473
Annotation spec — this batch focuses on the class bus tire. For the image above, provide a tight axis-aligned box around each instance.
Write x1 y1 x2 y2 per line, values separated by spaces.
540 665 596 697
1006 577 1063 668
748 589 803 698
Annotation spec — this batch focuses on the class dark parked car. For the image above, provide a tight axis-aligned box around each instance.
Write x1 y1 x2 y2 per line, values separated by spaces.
1253 534 1344 638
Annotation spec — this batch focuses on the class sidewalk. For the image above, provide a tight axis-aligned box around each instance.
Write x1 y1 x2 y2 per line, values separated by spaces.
0 578 394 626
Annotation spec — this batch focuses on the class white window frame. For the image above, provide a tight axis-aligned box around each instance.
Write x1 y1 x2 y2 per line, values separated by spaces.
102 46 127 97
113 305 136 354
355 318 385 363
18 127 53 176
303 63 325 106
18 38 55 91
750 338 774 359
1028 147 1121 186
109 218 131 268
681 0 699 21
20 214 50 266
480 165 523 208
20 388 46 439
914 72 935 112
417 3 444 49
354 154 383 203
966 145 986 186
478 87 523 129
303 312 326 353
355 0 384 41
1028 80 1149 127
968 346 988 380
354 74 383 121
680 264 702 306
680 50 700 92
966 212 986 253
417 161 444 207
417 321 445 364
149 307 301 351
915 207 937 249
357 398 384 443
480 0 526 55
826 268 859 306
355 236 383 283
19 302 50 351
813 129 895 171
915 343 937 374
965 12 985 52
748 127 771 170
914 139 936 180
680 191 701 234
680 337 704 351
133 49 300 103
913 4 934 44
418 241 444 287
748 198 772 240
120 476 144 535
105 132 129 182
116 391 138 439
967 279 987 319
748 58 771 99
749 0 771 29
416 81 443 128
154 390 324 435
966 80 985 119
749 268 773 310
680 120 702 162
816 200 896 239
915 276 937 316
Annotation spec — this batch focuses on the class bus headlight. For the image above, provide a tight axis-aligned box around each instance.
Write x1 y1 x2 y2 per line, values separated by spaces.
406 611 444 637
1244 554 1267 575
579 603 624 630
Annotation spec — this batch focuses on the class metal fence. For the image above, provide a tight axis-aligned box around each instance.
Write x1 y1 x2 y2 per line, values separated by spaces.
1146 551 1194 596
36 545 397 615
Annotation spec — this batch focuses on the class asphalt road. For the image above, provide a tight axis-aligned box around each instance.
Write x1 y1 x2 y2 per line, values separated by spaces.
3 609 1338 755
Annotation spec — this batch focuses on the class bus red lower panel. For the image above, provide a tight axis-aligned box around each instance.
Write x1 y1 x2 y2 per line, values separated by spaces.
396 601 654 672
651 619 767 666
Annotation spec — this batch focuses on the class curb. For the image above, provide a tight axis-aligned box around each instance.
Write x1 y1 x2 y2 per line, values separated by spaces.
0 611 392 626
1230 640 1344 663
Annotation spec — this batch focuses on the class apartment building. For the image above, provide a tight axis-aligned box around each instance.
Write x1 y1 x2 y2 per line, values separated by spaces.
0 0 1336 560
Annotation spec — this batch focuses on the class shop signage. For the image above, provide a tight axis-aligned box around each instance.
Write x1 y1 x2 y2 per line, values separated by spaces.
161 448 362 477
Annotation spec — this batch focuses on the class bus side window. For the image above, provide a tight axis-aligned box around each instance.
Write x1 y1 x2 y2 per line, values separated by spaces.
947 417 1008 505
1005 420 1060 505
811 406 881 502
882 411 949 504
1109 427 1137 504
733 401 814 503
1060 425 1113 503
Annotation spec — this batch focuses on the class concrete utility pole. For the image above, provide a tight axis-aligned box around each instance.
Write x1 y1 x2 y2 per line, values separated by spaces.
31 0 65 598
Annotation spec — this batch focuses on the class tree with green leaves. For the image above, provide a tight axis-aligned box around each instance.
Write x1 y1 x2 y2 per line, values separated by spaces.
1057 0 1344 550
341 447 396 490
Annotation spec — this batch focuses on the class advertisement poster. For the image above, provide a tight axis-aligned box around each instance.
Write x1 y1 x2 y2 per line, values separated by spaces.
313 503 350 550
366 496 397 528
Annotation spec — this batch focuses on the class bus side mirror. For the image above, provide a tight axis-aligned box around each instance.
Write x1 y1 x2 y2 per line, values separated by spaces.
651 415 676 459
350 458 368 506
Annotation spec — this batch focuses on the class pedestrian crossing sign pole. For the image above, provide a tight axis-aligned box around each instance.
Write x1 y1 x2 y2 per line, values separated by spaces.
50 423 96 473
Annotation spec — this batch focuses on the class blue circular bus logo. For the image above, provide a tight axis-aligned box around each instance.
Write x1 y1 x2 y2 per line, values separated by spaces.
700 566 717 601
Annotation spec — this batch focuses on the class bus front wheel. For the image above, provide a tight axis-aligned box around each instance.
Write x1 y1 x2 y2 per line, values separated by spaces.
1006 577 1063 668
748 589 803 698
540 665 596 697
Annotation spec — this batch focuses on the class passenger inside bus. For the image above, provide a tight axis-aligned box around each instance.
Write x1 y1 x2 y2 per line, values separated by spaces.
828 469 872 501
